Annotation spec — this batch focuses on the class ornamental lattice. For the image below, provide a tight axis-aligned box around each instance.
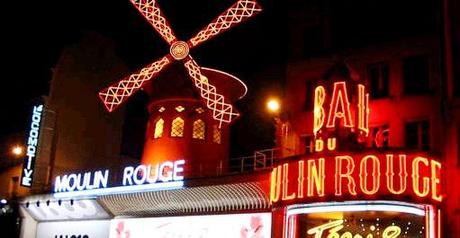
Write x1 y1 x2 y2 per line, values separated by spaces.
98 0 262 126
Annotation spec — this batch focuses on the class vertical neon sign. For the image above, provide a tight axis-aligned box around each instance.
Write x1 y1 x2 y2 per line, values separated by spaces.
20 104 44 187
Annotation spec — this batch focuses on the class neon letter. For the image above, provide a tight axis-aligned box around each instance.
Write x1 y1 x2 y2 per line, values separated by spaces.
307 159 325 197
327 82 353 128
282 163 296 200
315 139 324 152
122 166 134 185
313 86 326 135
412 157 430 198
358 84 370 136
335 156 357 196
298 160 305 198
327 138 336 151
159 161 174 182
270 166 281 203
431 160 442 202
359 155 380 195
173 160 185 181
386 154 408 194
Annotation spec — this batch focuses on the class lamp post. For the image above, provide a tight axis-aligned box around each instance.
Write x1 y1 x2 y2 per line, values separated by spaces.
11 146 24 157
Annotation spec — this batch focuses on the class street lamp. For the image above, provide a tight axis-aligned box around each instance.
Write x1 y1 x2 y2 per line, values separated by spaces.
266 98 280 114
11 146 24 157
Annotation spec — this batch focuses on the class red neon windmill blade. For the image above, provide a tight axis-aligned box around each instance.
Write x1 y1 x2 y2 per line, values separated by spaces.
188 0 262 48
98 56 172 112
98 0 262 125
99 0 177 112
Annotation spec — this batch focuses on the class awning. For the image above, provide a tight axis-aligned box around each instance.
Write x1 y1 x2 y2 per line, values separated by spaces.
98 182 270 216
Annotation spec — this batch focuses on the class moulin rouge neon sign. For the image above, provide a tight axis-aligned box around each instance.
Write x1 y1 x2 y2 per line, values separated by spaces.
53 160 185 198
270 154 442 203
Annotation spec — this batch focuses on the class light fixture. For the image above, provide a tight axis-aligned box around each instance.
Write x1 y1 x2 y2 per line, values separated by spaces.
266 98 280 113
11 145 24 156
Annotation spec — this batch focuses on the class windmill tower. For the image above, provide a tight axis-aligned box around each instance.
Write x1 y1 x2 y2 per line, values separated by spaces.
99 0 262 177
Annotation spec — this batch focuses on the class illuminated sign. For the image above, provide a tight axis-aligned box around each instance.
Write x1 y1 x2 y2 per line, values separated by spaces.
285 201 439 238
109 213 271 238
53 160 185 198
270 153 442 203
21 104 44 187
313 81 369 139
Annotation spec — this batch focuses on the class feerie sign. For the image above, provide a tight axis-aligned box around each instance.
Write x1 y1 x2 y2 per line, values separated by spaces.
53 160 185 197
270 153 442 203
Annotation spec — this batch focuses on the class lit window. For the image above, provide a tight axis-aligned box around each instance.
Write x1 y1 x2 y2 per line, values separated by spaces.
192 119 206 140
367 62 389 98
175 106 185 112
405 120 430 150
195 107 205 114
171 117 185 137
158 107 165 112
212 125 221 144
154 118 164 139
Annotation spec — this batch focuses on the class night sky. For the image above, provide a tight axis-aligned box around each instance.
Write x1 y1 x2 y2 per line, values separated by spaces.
0 0 437 158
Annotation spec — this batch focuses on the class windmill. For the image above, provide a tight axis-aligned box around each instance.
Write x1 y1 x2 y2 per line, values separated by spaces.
98 0 262 126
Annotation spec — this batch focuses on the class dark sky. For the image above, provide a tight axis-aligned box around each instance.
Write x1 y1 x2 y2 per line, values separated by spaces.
0 0 438 157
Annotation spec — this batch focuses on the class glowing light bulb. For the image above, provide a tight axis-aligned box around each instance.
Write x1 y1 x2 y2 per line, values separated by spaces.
12 146 24 156
267 99 280 113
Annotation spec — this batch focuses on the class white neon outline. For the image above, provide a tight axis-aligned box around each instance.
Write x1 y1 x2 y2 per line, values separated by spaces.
285 201 432 238
52 181 184 199
286 200 426 217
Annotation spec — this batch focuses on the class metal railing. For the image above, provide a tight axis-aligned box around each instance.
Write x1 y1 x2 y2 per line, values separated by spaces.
229 147 281 173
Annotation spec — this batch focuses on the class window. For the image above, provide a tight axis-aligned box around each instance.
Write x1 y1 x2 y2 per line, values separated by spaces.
192 119 206 140
175 105 185 112
403 55 430 94
171 117 185 137
367 62 389 98
213 125 222 144
304 80 313 111
369 125 389 148
405 120 430 150
303 26 323 57
154 118 164 139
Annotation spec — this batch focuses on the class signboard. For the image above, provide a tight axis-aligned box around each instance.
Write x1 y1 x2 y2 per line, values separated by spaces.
270 153 442 204
109 213 271 238
21 104 44 187
285 201 439 238
53 160 185 198
36 220 110 238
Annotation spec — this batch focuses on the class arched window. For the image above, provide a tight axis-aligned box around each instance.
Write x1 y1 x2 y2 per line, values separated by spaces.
171 117 185 137
213 125 221 144
154 118 164 139
192 119 206 140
